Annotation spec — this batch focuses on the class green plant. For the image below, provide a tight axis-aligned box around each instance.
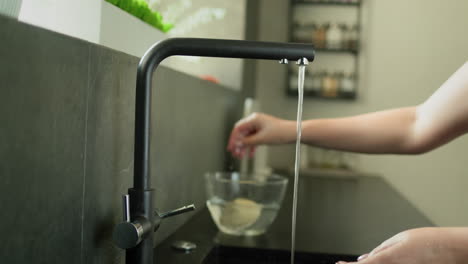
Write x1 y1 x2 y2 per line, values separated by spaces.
106 0 173 33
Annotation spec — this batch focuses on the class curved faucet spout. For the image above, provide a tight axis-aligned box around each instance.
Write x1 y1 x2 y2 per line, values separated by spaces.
138 38 316 78
133 38 315 190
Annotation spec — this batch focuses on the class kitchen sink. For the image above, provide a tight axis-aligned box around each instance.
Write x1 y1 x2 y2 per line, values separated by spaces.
203 246 358 264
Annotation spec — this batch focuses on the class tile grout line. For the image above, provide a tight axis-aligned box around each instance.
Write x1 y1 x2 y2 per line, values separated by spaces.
80 45 92 264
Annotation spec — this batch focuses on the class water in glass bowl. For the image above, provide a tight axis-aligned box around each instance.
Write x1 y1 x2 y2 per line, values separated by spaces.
207 197 281 236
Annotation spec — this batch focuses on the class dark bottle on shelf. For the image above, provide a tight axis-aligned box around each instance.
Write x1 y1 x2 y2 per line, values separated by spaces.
340 23 349 49
348 24 359 50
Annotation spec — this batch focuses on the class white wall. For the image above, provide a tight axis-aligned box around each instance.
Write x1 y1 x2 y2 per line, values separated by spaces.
360 0 468 227
99 1 166 57
256 0 468 226
161 0 246 91
19 0 102 43
18 0 246 90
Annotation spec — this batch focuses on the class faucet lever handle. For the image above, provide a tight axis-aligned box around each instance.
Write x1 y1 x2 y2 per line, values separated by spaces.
122 194 130 222
157 204 196 219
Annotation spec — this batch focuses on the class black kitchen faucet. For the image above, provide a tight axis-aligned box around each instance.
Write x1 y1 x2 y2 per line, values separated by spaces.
112 38 315 264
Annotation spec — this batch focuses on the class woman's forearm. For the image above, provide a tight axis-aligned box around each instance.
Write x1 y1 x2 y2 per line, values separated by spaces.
441 227 468 264
228 62 468 156
298 62 468 154
300 107 420 154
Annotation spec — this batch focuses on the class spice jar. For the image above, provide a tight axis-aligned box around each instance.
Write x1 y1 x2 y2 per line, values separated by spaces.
340 72 356 97
321 71 338 97
312 23 328 49
326 23 342 49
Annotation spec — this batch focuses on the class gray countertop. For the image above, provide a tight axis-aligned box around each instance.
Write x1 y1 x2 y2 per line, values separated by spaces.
154 173 433 263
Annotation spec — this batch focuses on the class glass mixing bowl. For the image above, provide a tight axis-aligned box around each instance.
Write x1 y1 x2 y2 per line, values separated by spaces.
205 172 288 236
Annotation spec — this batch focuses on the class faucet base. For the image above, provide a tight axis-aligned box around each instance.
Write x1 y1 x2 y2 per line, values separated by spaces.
126 188 157 264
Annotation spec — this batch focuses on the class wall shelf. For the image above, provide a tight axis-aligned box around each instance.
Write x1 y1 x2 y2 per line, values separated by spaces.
287 89 356 100
293 1 360 7
287 0 362 100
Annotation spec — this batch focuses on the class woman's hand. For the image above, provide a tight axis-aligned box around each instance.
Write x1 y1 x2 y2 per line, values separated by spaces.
227 113 296 158
337 227 468 264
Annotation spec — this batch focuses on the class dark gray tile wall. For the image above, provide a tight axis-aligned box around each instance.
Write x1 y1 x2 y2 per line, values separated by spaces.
0 15 240 263
0 16 88 264
81 46 137 264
